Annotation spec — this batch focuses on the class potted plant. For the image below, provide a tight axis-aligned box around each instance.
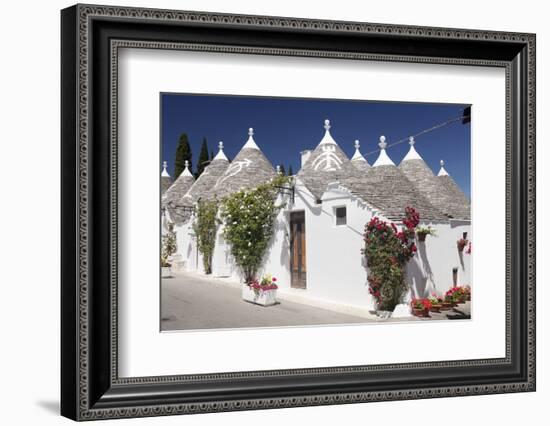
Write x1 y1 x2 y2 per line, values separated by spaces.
445 286 465 305
411 298 432 317
457 238 469 252
416 226 437 242
161 256 172 278
427 294 443 312
242 274 279 306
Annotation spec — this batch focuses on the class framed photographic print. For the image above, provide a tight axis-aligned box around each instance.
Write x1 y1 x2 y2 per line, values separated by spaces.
61 4 536 421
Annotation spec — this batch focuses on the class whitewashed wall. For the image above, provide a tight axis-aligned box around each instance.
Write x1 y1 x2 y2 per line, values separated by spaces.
173 181 471 311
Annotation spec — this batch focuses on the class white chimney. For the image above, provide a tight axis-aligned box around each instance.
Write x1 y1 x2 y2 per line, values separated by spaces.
301 149 312 167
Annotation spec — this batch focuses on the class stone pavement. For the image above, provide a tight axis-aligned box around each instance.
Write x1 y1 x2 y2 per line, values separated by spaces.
161 271 470 331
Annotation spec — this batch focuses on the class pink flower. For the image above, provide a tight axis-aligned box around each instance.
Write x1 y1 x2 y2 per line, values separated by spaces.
272 277 277 282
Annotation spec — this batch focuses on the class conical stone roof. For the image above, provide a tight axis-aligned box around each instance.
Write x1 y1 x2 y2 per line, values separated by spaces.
343 136 445 221
345 165 445 222
398 137 464 220
165 143 230 224
160 161 172 195
350 139 370 173
162 160 195 224
212 128 276 199
163 160 194 206
436 160 471 220
297 120 362 200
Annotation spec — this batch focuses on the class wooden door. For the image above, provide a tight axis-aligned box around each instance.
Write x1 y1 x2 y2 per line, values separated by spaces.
290 211 307 289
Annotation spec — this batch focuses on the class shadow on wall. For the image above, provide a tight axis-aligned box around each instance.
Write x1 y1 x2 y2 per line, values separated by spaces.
417 242 436 294
407 241 435 298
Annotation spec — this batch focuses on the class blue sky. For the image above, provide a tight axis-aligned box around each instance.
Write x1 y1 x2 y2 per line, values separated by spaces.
161 94 471 197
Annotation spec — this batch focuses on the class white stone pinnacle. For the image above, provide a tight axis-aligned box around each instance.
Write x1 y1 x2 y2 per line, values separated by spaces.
402 136 422 162
319 119 337 146
373 135 395 167
351 139 367 162
242 127 260 150
438 159 450 176
161 161 170 177
182 160 193 177
213 141 229 161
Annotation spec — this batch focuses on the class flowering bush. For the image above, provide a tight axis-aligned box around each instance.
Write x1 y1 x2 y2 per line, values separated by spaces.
248 274 279 293
457 238 469 252
465 241 472 255
362 207 419 311
411 298 432 311
220 176 290 283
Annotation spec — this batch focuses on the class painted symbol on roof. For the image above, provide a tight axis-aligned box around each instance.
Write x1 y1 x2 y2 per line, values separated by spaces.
311 145 342 171
216 158 252 185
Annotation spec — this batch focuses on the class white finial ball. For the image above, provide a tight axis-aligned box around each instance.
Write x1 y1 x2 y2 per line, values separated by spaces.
380 135 386 143
409 136 415 145
276 165 281 174
185 160 189 168
248 127 254 136
218 141 224 149
440 159 445 166
324 119 331 130
354 139 360 149
163 161 167 168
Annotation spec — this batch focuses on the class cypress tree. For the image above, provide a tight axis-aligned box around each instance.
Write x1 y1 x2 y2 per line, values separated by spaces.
196 138 210 178
278 164 286 175
288 164 293 176
210 150 215 161
174 133 192 178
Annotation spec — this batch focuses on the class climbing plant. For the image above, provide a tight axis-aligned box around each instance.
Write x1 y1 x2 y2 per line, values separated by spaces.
362 207 419 311
161 224 177 267
220 176 290 284
193 199 219 274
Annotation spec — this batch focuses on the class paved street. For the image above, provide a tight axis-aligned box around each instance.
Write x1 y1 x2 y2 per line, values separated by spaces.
161 271 369 331
161 271 470 331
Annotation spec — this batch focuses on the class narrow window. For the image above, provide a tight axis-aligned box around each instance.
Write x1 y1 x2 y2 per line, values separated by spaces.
335 206 347 226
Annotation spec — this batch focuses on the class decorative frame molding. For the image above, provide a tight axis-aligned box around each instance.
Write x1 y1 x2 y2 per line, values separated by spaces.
61 4 535 421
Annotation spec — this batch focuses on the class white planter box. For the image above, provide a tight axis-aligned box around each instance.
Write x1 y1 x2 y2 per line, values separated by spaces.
161 266 173 278
242 285 278 306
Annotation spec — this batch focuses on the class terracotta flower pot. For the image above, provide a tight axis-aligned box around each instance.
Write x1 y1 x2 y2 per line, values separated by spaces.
441 302 452 310
430 304 442 313
412 308 430 317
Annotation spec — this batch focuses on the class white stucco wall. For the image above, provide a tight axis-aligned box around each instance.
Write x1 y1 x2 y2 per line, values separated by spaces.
171 180 471 312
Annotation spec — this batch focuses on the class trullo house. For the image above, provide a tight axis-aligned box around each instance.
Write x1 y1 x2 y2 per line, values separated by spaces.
162 120 472 316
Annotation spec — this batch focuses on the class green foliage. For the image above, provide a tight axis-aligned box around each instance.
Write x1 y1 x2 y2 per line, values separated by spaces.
278 164 286 176
196 138 209 178
220 176 290 283
174 133 192 178
161 228 177 267
362 207 419 311
193 199 219 274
